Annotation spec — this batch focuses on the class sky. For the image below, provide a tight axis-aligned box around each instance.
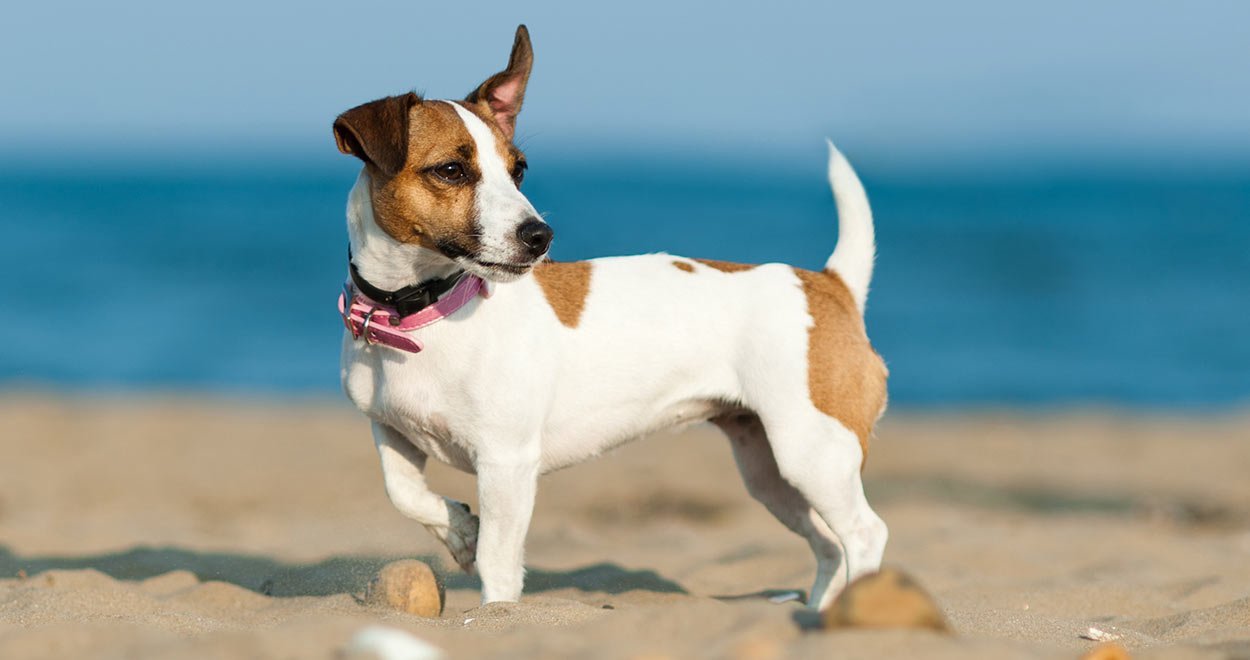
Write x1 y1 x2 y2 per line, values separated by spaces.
4 1 1249 164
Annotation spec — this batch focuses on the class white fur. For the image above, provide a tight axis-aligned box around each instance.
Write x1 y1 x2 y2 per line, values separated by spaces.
342 104 886 609
347 170 461 290
824 141 875 313
448 102 543 274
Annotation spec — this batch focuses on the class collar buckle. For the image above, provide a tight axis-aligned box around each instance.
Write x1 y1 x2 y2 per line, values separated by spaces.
360 307 382 345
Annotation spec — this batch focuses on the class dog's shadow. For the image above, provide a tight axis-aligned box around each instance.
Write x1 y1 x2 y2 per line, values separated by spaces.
0 545 686 598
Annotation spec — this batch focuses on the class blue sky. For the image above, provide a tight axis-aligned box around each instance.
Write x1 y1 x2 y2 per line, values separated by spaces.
4 1 1248 162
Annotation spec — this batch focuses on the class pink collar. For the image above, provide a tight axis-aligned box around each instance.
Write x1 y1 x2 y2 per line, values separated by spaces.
338 274 486 353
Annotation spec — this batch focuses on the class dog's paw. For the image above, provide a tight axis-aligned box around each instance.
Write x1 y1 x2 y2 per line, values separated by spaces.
443 502 479 573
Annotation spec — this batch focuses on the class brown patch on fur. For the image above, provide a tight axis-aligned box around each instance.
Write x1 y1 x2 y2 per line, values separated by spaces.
794 268 888 462
672 261 695 273
695 259 756 273
821 568 949 632
334 93 418 176
342 100 489 254
533 261 593 328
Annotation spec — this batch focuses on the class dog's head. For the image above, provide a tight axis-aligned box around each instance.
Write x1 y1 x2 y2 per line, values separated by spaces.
333 25 548 282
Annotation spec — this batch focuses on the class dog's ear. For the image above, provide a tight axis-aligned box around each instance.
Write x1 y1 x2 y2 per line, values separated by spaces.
333 93 419 176
465 25 533 140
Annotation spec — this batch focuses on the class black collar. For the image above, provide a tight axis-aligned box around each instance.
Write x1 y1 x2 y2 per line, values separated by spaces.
348 248 466 318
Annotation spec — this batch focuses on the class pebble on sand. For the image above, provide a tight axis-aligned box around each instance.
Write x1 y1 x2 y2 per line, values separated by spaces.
1081 642 1131 660
364 560 444 618
821 568 949 633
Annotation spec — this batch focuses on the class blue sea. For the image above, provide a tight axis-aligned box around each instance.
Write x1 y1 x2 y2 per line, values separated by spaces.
1 147 1247 408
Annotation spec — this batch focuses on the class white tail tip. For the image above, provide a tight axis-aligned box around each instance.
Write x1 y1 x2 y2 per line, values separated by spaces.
824 140 875 313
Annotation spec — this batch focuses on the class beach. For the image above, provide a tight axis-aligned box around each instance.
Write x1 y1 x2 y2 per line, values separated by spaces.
1 395 1248 658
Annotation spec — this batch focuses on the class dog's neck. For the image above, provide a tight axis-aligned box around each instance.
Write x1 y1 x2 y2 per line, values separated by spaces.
345 170 463 291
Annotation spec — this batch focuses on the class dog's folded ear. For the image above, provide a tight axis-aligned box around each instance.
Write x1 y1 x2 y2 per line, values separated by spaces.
333 92 420 176
465 24 533 140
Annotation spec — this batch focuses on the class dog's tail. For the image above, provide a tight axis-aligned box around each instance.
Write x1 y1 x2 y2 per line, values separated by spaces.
823 140 875 314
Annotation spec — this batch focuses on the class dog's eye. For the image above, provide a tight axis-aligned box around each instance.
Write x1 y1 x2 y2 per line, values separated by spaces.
431 162 467 182
511 160 527 186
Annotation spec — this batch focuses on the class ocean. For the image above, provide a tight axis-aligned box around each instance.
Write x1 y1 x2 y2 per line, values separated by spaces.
2 148 1247 408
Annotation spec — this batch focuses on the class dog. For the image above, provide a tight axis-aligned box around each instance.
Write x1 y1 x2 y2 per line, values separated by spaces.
332 25 888 609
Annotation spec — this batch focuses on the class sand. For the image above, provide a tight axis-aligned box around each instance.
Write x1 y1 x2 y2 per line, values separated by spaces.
1 395 1248 658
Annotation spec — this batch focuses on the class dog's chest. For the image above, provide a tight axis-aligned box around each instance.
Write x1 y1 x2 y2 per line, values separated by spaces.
341 336 485 471
339 286 556 472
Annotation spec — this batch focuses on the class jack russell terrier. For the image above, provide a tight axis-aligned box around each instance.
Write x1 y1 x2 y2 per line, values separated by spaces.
333 25 888 610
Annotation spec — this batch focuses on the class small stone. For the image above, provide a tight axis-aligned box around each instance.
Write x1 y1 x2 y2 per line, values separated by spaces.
364 560 444 618
821 568 949 632
1081 642 1132 660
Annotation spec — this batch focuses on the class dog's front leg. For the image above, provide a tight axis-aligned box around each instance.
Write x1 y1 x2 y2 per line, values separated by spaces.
372 423 479 573
473 445 540 604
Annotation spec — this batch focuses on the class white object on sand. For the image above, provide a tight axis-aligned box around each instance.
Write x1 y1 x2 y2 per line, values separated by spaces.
345 625 445 660
1080 626 1122 642
768 591 803 604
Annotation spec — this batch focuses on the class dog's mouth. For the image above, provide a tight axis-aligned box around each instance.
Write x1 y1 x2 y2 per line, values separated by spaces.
437 238 542 282
477 260 530 275
462 257 542 282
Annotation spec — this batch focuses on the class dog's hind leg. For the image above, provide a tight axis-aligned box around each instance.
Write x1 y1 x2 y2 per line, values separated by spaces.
713 412 846 609
757 411 888 611
372 422 479 573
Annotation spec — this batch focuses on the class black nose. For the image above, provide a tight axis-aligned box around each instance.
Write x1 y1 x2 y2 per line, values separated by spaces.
516 218 553 256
